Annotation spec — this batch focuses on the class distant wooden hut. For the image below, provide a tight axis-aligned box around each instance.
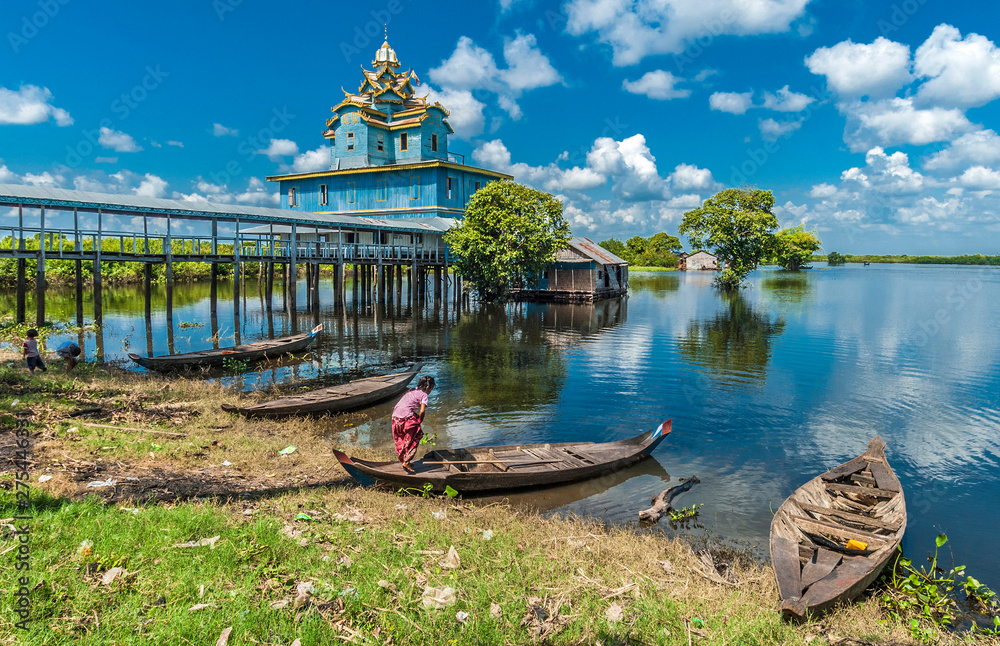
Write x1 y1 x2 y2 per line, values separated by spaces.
679 250 719 271
517 237 628 302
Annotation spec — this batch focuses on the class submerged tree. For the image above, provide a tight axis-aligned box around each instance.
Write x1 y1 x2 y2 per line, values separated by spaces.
773 225 822 271
679 188 779 290
445 181 570 302
827 251 846 266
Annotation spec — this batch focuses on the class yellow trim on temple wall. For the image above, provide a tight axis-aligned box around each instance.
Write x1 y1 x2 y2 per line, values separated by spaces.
309 205 466 216
267 161 512 182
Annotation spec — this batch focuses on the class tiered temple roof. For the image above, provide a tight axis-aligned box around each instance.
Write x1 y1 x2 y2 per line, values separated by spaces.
324 39 453 137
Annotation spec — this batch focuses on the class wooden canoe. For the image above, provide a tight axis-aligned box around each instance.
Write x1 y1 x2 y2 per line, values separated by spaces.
221 363 423 418
128 325 322 371
770 437 906 620
333 420 672 493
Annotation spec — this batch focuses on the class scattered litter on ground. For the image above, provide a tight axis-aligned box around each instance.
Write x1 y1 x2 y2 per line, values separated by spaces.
10 399 19 408
101 567 127 586
431 510 446 520
188 603 213 612
221 460 232 466
521 595 570 639
456 610 469 623
294 582 314 609
172 536 220 549
441 545 461 570
214 626 232 646
295 513 312 521
77 540 94 558
278 446 296 455
86 479 116 488
606 603 624 623
482 529 494 541
421 585 456 609
38 475 52 483
331 509 366 523
490 603 503 618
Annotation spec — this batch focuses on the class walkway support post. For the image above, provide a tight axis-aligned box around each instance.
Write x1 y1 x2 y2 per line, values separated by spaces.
94 210 103 328
165 216 174 329
35 207 45 325
16 205 26 324
289 224 298 331
74 209 83 326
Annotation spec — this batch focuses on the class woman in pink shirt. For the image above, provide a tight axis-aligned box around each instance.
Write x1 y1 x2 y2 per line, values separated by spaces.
391 375 434 473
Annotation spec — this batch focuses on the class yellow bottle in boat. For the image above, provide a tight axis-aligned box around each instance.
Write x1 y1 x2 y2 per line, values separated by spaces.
846 539 868 551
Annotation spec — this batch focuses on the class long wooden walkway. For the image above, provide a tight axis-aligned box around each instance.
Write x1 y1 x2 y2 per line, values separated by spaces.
0 184 463 329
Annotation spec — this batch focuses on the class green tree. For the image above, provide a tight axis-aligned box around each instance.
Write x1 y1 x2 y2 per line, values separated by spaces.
773 225 821 271
625 236 648 259
648 232 683 256
827 251 846 266
598 238 630 262
679 188 779 290
444 181 570 302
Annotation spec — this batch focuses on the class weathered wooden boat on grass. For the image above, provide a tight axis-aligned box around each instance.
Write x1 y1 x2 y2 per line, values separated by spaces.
129 325 322 371
221 363 422 418
770 437 906 620
333 420 672 493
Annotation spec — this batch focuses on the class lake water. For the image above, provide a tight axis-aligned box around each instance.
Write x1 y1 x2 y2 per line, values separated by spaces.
9 263 1000 589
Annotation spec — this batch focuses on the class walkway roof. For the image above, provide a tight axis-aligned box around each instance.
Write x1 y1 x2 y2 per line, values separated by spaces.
0 183 455 235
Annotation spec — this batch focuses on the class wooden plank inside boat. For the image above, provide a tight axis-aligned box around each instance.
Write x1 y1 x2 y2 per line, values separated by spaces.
801 549 842 589
795 502 900 532
771 535 804 602
825 482 898 499
819 456 868 482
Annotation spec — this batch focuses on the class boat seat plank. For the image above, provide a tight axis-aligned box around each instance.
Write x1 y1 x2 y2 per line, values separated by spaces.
522 448 563 469
867 461 900 492
802 556 873 604
800 549 843 589
796 502 900 533
820 456 868 482
564 448 596 464
529 447 588 468
771 536 804 602
849 473 878 487
789 516 890 546
825 482 898 499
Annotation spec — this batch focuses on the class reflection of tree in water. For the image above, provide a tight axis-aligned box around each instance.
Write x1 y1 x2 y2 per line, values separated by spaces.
677 293 785 385
447 303 567 412
761 273 813 304
628 272 680 297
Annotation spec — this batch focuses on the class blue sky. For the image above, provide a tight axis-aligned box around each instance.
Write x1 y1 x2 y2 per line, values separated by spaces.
2 0 1000 254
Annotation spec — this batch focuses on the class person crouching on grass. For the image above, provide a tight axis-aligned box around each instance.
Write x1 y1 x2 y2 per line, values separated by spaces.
391 376 435 474
22 329 47 375
56 341 82 372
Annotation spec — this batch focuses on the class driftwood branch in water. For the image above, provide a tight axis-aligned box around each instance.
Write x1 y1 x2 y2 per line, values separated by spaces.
638 476 700 523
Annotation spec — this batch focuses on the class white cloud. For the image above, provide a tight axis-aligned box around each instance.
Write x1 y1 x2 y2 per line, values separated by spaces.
167 140 184 148
762 85 815 112
213 123 238 137
842 98 974 152
759 117 803 140
0 165 17 183
923 129 1000 173
290 146 330 173
0 85 73 126
98 127 143 153
173 176 278 207
499 32 563 93
424 86 486 139
429 33 561 134
565 0 813 66
95 156 118 164
805 37 912 98
622 70 691 100
709 91 753 114
669 163 720 192
257 138 298 161
135 173 168 198
957 166 1000 191
915 25 1000 109
23 171 65 187
810 183 838 198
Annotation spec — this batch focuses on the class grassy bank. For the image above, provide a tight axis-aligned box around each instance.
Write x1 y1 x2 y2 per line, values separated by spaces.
813 254 1000 266
0 363 987 644
629 266 679 272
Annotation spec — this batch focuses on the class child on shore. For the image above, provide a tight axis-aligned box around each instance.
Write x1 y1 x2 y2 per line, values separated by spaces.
22 329 47 375
391 376 435 473
56 341 82 373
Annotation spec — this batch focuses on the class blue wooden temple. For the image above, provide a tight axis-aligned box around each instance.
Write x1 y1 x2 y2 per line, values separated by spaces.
267 39 510 219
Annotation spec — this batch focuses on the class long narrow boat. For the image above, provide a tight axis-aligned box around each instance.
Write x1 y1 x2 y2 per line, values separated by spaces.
770 437 906 620
129 325 322 371
221 363 423 418
333 420 671 493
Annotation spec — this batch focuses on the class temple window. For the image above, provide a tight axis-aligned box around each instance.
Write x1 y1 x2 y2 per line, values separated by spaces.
347 132 355 151
400 132 408 151
431 133 438 152
320 184 328 206
446 177 454 199
377 132 384 151
288 187 298 207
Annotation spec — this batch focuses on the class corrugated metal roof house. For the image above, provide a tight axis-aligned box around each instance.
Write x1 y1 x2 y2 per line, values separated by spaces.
518 237 629 302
